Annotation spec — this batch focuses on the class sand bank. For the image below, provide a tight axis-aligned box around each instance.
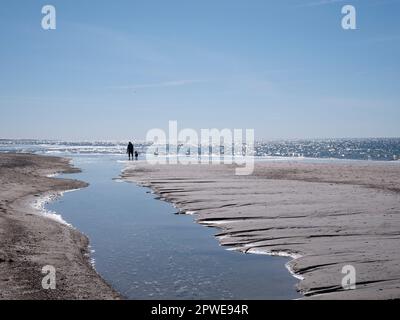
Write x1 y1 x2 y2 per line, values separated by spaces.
0 153 119 300
122 161 400 299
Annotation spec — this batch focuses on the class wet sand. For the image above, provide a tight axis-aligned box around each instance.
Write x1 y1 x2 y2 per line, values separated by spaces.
0 153 119 300
122 161 400 299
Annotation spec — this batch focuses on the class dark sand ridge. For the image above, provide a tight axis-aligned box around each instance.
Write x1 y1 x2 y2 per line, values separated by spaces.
122 161 400 299
0 153 119 299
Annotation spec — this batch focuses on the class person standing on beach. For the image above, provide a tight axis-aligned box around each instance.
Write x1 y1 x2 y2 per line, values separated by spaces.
134 151 139 161
127 142 134 160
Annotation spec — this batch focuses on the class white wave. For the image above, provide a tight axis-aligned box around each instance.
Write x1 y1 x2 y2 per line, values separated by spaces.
245 247 304 280
87 246 96 267
31 192 71 226
46 173 59 178
31 188 82 227
246 247 301 260
198 219 242 225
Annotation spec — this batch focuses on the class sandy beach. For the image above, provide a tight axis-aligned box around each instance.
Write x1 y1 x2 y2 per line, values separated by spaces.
0 153 119 300
2 152 400 300
122 160 400 299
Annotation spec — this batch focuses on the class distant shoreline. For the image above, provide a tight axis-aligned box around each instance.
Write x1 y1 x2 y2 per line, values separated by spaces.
1 138 400 162
0 153 120 300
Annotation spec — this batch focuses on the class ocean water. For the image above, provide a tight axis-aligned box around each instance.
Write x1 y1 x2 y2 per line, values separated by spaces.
45 155 300 299
1 138 400 161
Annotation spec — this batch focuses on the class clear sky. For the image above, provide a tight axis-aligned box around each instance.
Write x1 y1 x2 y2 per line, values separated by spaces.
0 0 399 140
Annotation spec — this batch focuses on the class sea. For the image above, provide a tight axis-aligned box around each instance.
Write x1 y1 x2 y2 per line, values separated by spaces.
1 138 400 161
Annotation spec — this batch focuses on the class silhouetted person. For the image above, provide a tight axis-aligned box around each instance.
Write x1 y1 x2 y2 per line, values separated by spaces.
135 151 139 161
127 142 134 160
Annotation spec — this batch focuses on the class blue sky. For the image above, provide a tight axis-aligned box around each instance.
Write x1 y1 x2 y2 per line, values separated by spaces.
0 0 399 140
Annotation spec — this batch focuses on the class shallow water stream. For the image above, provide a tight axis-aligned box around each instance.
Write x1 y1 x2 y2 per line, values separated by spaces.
47 155 300 299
